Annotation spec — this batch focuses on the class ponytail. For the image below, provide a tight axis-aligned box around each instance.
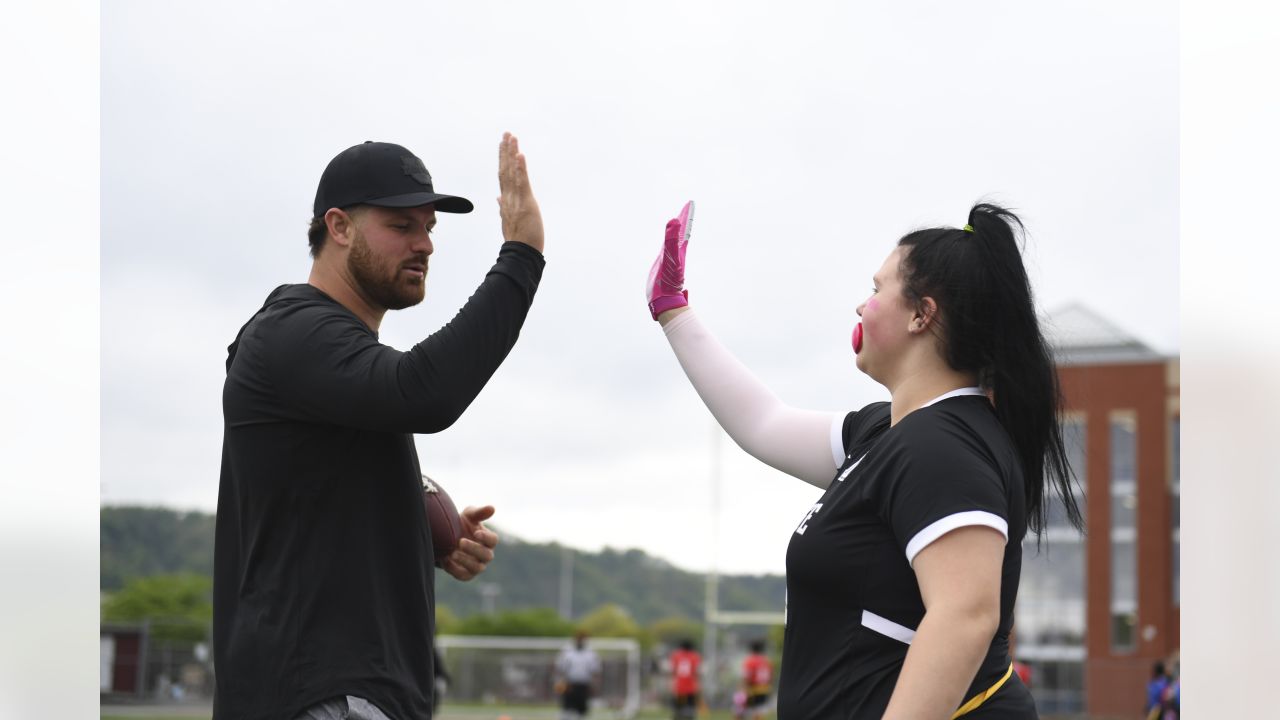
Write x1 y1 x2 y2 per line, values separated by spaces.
897 203 1083 539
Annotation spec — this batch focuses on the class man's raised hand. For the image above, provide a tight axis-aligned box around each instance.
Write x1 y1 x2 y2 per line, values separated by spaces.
497 132 545 253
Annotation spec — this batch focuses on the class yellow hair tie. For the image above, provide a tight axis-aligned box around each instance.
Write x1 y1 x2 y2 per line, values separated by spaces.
963 224 974 233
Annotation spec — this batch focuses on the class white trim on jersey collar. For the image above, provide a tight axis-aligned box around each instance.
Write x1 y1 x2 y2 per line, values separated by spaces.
830 388 983 467
905 511 1009 567
919 386 985 409
861 610 916 645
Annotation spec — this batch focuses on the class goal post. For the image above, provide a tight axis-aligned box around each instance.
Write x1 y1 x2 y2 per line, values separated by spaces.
435 635 642 719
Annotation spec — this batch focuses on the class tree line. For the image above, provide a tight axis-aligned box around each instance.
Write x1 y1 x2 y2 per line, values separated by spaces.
101 506 786 648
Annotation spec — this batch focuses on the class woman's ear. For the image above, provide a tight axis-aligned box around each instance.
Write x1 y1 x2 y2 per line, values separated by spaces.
911 297 938 334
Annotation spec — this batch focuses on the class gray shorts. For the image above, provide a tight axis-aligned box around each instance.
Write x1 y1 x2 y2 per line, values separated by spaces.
292 695 394 720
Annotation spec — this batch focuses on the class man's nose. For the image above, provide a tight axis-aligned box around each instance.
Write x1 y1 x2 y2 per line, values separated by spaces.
412 231 434 255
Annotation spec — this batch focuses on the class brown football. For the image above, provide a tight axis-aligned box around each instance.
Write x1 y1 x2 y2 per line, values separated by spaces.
421 474 464 564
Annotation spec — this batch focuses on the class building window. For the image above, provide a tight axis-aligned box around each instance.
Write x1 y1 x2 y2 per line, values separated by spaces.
1015 414 1087 714
1171 415 1180 606
1110 412 1138 652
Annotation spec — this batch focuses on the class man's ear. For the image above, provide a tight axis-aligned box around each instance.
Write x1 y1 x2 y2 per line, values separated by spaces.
324 207 357 249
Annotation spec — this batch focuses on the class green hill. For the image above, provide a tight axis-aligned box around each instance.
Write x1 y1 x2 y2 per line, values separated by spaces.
101 506 216 591
101 506 785 625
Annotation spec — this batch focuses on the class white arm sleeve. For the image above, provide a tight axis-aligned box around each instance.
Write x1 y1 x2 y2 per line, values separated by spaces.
663 310 843 489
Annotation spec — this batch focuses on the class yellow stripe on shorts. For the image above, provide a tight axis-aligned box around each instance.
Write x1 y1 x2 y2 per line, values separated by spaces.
951 662 1014 719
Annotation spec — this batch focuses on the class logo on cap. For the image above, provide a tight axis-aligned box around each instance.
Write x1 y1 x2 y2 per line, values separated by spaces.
401 156 432 186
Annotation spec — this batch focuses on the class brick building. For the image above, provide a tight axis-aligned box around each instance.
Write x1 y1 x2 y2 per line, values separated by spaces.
1015 304 1179 718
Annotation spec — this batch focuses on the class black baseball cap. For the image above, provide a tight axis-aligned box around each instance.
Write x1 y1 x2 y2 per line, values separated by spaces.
312 141 474 218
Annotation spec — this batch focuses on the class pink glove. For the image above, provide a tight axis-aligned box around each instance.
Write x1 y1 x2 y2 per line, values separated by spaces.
647 200 695 320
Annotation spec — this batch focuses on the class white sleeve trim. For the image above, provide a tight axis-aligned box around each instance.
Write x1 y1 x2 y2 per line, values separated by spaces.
830 414 846 468
905 510 1009 566
663 309 841 489
860 610 916 645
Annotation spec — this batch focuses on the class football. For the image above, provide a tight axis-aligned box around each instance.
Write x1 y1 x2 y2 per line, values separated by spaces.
422 474 465 564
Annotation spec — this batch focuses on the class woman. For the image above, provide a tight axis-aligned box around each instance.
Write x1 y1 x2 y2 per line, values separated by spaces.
645 201 1083 719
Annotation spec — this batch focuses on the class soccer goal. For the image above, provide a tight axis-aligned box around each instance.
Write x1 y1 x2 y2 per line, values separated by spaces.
435 635 642 720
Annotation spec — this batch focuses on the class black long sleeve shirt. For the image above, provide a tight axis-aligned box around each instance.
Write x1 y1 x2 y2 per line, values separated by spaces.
213 242 544 720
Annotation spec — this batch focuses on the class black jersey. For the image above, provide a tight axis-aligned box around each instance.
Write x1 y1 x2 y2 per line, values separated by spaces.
779 392 1038 719
214 242 543 720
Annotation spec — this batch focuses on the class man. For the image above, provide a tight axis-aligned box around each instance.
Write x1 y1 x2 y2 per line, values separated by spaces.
214 134 545 720
739 640 773 720
669 639 701 720
554 630 602 720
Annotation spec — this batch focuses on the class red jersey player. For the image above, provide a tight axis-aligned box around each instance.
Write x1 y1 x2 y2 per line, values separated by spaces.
669 639 702 720
741 640 774 719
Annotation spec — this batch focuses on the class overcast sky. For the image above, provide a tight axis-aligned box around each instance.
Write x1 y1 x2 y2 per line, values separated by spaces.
100 0 1178 577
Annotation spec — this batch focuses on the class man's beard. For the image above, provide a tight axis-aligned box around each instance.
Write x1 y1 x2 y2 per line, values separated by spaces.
348 230 426 311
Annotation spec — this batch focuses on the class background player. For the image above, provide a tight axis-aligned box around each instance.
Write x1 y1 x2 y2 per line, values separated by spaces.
554 630 602 720
740 639 773 720
668 639 702 720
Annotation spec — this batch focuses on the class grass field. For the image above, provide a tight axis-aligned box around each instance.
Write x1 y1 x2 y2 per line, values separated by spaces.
102 706 744 720
102 708 1098 720
104 702 747 712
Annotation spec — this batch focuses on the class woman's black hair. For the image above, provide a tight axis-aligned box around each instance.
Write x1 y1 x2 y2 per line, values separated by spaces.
896 202 1084 538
